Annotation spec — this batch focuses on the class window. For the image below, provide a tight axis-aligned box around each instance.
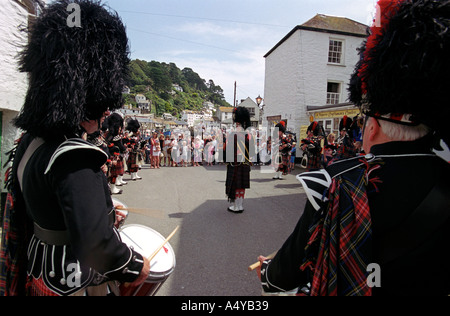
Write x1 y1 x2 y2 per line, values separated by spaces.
327 82 341 105
318 120 333 135
328 40 343 64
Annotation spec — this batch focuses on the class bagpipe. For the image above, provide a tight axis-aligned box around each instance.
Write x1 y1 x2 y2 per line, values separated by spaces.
301 122 328 154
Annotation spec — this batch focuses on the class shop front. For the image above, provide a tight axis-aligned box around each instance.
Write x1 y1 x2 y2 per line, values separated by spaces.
302 103 361 138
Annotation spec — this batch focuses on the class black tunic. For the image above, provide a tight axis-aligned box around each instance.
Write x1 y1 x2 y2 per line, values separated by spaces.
15 134 144 295
262 137 450 296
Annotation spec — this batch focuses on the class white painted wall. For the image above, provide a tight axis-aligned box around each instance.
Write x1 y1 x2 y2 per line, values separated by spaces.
263 27 365 156
0 0 30 191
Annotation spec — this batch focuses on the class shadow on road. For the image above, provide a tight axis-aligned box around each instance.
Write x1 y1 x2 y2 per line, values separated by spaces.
165 193 306 296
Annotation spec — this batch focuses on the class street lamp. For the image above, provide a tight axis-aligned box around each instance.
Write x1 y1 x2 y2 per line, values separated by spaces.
256 95 264 127
256 95 263 108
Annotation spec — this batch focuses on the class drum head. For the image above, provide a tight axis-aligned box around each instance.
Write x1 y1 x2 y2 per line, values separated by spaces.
119 225 176 275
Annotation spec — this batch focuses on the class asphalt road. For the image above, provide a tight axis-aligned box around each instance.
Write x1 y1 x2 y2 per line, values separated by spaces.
115 163 307 296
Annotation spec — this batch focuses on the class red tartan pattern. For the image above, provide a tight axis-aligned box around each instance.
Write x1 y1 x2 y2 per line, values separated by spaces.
301 160 375 296
127 152 139 173
306 153 321 170
27 277 60 296
109 158 124 177
1 191 31 296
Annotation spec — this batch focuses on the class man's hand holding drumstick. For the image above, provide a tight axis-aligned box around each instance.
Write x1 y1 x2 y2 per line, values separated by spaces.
130 257 151 287
249 252 277 280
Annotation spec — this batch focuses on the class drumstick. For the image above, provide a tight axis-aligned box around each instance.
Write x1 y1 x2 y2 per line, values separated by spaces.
147 225 180 263
248 251 278 272
115 205 165 219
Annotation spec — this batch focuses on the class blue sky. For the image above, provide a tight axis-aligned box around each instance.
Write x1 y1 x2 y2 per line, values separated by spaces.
103 0 377 104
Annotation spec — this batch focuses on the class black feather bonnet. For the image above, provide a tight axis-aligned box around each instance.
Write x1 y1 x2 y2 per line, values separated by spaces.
126 119 141 134
233 107 251 130
105 113 124 137
14 0 130 140
348 0 450 146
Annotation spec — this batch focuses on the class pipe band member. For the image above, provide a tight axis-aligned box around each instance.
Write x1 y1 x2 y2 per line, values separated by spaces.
0 0 149 296
257 0 450 296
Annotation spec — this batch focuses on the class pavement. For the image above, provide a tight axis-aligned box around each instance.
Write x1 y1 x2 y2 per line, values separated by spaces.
116 163 308 296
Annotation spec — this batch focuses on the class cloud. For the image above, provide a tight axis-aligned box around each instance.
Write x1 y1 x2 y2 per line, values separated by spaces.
177 21 273 42
157 21 277 103
165 52 265 104
127 0 377 105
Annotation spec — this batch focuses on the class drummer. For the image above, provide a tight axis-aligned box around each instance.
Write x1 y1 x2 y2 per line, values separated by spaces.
0 0 150 296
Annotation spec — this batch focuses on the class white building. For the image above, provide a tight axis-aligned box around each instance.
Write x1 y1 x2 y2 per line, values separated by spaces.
215 107 234 128
163 113 174 121
181 110 201 127
203 101 215 111
237 97 261 128
263 14 368 153
135 94 151 112
181 110 212 127
172 84 183 93
0 0 45 193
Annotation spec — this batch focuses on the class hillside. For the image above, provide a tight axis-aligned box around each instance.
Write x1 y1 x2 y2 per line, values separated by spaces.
124 59 231 118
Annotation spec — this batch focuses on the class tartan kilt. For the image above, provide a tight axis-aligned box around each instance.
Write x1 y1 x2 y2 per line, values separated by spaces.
307 152 322 170
277 154 290 173
226 163 250 201
127 151 139 173
27 277 60 296
110 158 124 177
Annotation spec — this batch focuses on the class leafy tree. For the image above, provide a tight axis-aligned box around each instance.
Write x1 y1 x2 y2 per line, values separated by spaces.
126 59 231 116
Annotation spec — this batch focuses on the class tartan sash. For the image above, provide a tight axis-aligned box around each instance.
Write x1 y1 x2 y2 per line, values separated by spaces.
0 188 32 296
301 161 377 296
1 137 33 296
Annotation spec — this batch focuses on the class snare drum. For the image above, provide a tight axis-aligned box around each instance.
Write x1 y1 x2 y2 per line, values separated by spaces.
112 198 129 229
119 225 176 296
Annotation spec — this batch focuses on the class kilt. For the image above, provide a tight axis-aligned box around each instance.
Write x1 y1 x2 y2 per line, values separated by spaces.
226 163 251 202
27 277 59 296
127 151 139 173
306 152 321 170
27 276 119 296
110 157 124 177
277 154 290 174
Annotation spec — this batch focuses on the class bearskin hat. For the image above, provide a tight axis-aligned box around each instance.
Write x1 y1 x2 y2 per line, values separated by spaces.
348 0 450 146
105 113 124 137
339 116 353 132
275 121 286 133
126 119 141 134
307 121 321 136
233 107 251 130
14 0 130 140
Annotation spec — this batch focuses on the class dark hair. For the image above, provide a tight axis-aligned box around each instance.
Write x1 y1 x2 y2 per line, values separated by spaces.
349 0 450 146
15 0 130 140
